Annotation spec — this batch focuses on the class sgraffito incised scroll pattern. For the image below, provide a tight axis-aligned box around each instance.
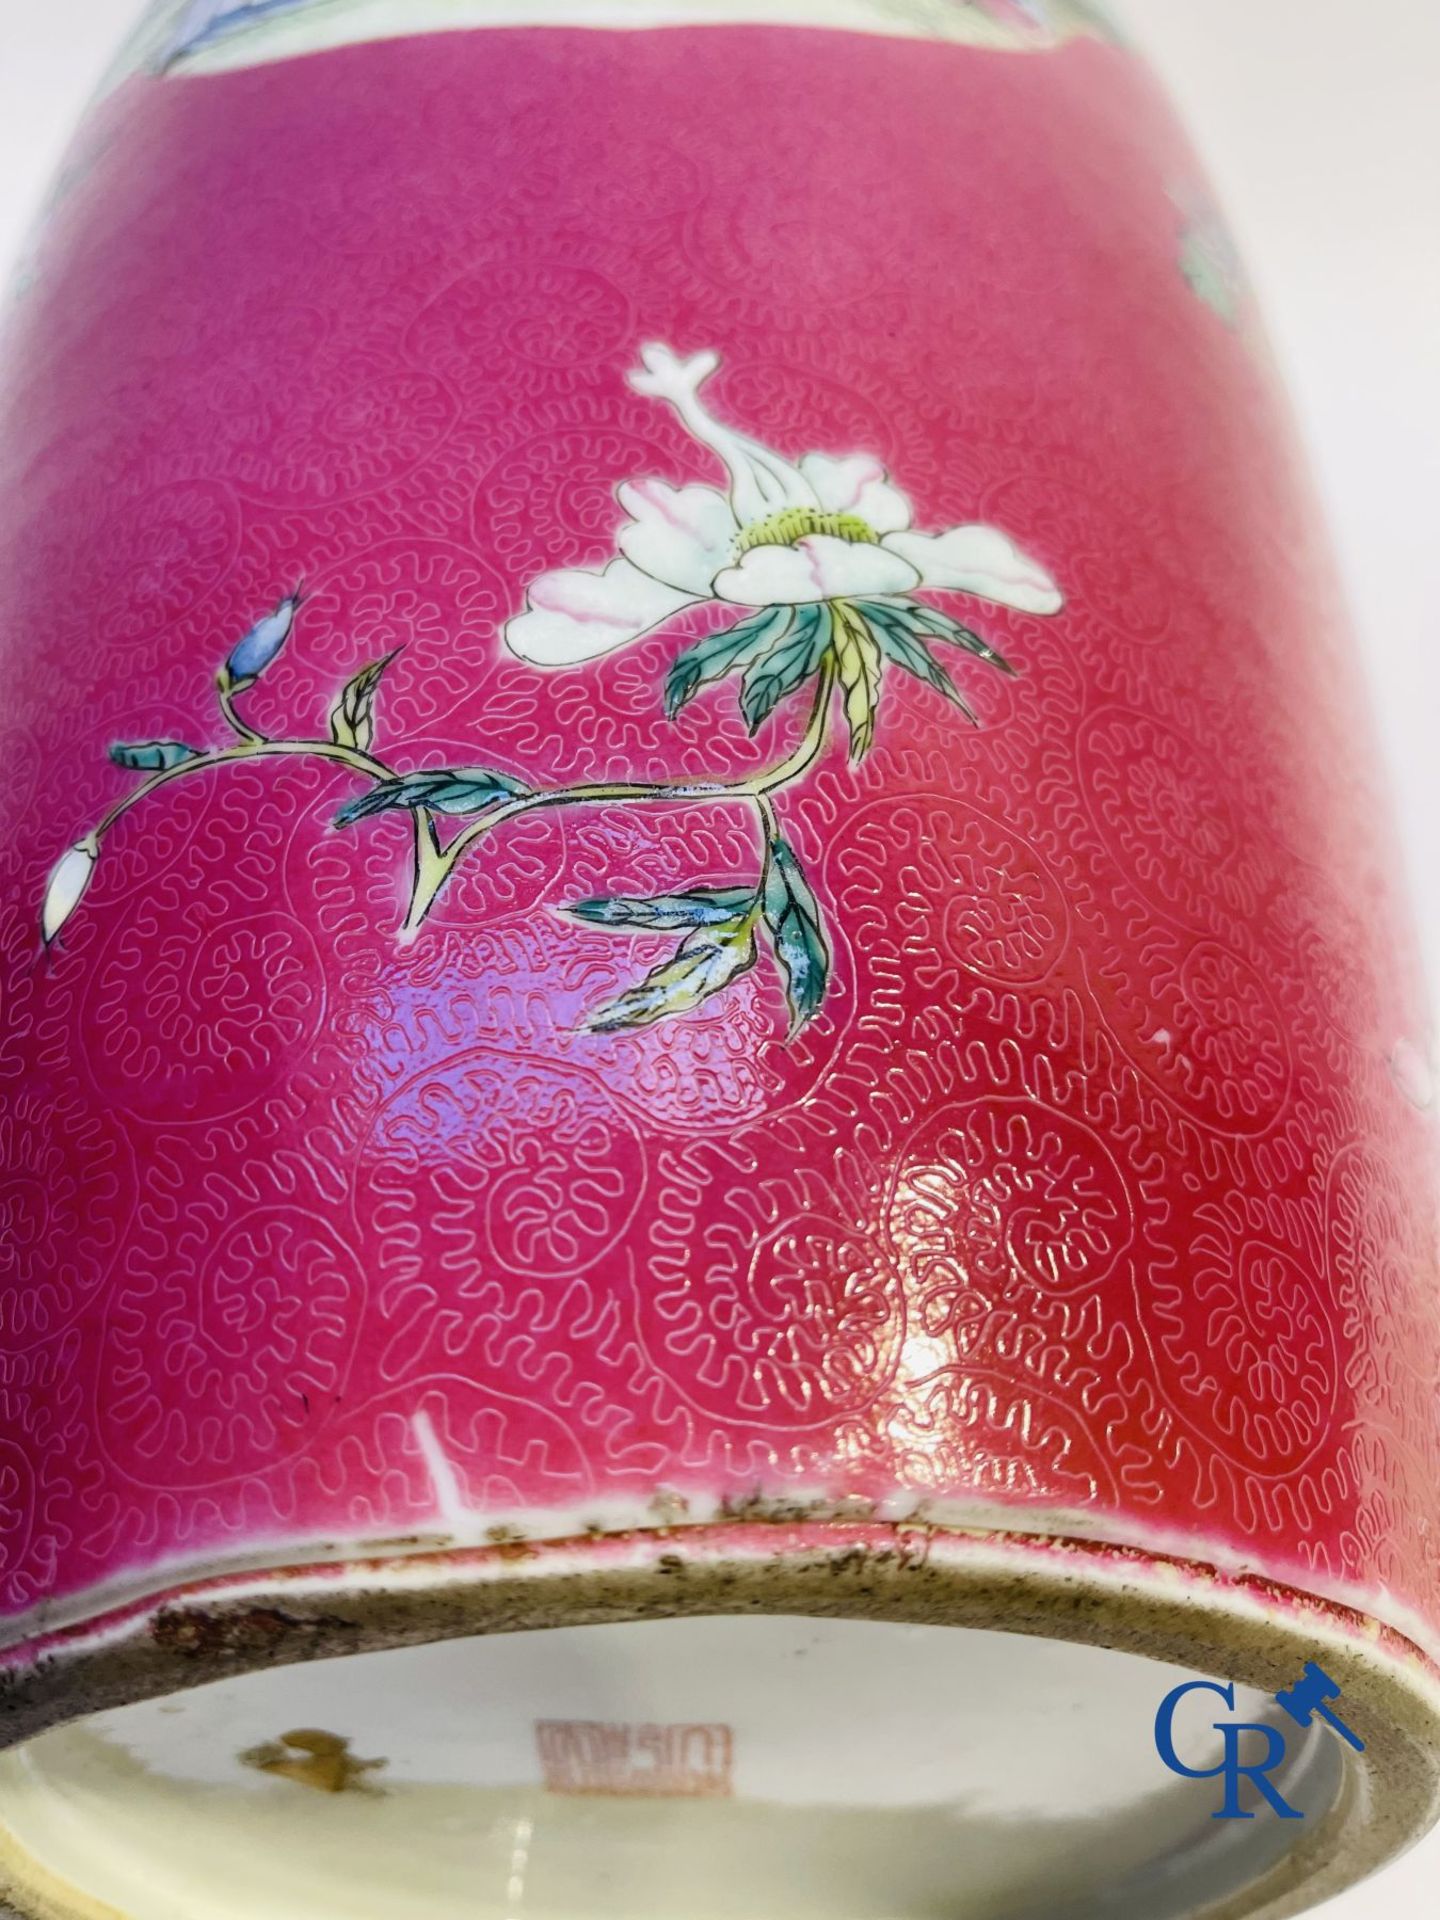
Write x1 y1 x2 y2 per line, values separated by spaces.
0 18 1437 1655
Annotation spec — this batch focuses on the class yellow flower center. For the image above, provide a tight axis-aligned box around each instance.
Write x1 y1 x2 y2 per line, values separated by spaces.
734 507 878 554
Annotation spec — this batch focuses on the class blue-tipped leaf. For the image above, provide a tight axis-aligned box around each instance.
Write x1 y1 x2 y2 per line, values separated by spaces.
665 605 794 718
866 618 978 725
335 765 529 827
566 887 756 931
109 740 202 772
897 600 1015 676
761 834 831 1034
586 922 757 1033
738 603 831 734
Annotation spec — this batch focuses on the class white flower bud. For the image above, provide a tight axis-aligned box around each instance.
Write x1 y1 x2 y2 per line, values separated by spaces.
42 836 99 946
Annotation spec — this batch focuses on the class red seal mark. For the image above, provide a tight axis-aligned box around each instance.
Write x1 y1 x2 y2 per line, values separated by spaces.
535 1721 734 1798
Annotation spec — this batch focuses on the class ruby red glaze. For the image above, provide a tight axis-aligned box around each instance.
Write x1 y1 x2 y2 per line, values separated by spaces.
0 18 1436 1660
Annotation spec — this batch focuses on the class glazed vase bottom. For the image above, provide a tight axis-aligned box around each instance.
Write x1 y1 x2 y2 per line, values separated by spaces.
0 1615 1338 1920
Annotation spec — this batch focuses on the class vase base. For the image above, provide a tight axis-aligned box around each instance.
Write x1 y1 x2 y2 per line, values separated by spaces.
0 1609 1341 1920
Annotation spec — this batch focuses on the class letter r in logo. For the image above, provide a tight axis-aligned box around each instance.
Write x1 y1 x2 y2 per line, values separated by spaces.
1153 1680 1303 1820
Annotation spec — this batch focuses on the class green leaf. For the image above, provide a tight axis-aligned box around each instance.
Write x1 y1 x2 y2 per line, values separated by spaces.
869 619 978 725
903 602 1015 676
329 648 400 753
850 599 915 643
665 605 794 718
334 765 528 827
739 602 832 734
586 922 757 1033
761 833 831 1034
566 887 756 931
1072 0 1126 44
1180 229 1241 326
830 600 884 760
109 741 201 772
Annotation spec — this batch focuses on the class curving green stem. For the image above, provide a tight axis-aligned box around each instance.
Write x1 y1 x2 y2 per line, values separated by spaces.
399 655 838 936
91 734 449 921
88 655 834 946
216 672 267 746
94 738 389 837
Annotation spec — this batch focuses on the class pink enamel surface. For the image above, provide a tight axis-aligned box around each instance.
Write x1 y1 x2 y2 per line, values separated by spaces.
0 24 1437 1651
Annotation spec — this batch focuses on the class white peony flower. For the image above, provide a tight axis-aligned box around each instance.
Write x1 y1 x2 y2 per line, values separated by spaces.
504 344 1062 668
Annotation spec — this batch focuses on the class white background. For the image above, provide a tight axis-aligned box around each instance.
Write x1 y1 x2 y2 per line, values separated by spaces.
0 3 1436 1914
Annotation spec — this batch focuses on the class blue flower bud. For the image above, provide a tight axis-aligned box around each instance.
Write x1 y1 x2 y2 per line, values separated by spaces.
225 589 302 682
162 0 313 69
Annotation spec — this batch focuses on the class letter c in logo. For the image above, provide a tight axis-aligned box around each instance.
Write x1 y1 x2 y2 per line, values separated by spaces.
1154 1679 1235 1780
